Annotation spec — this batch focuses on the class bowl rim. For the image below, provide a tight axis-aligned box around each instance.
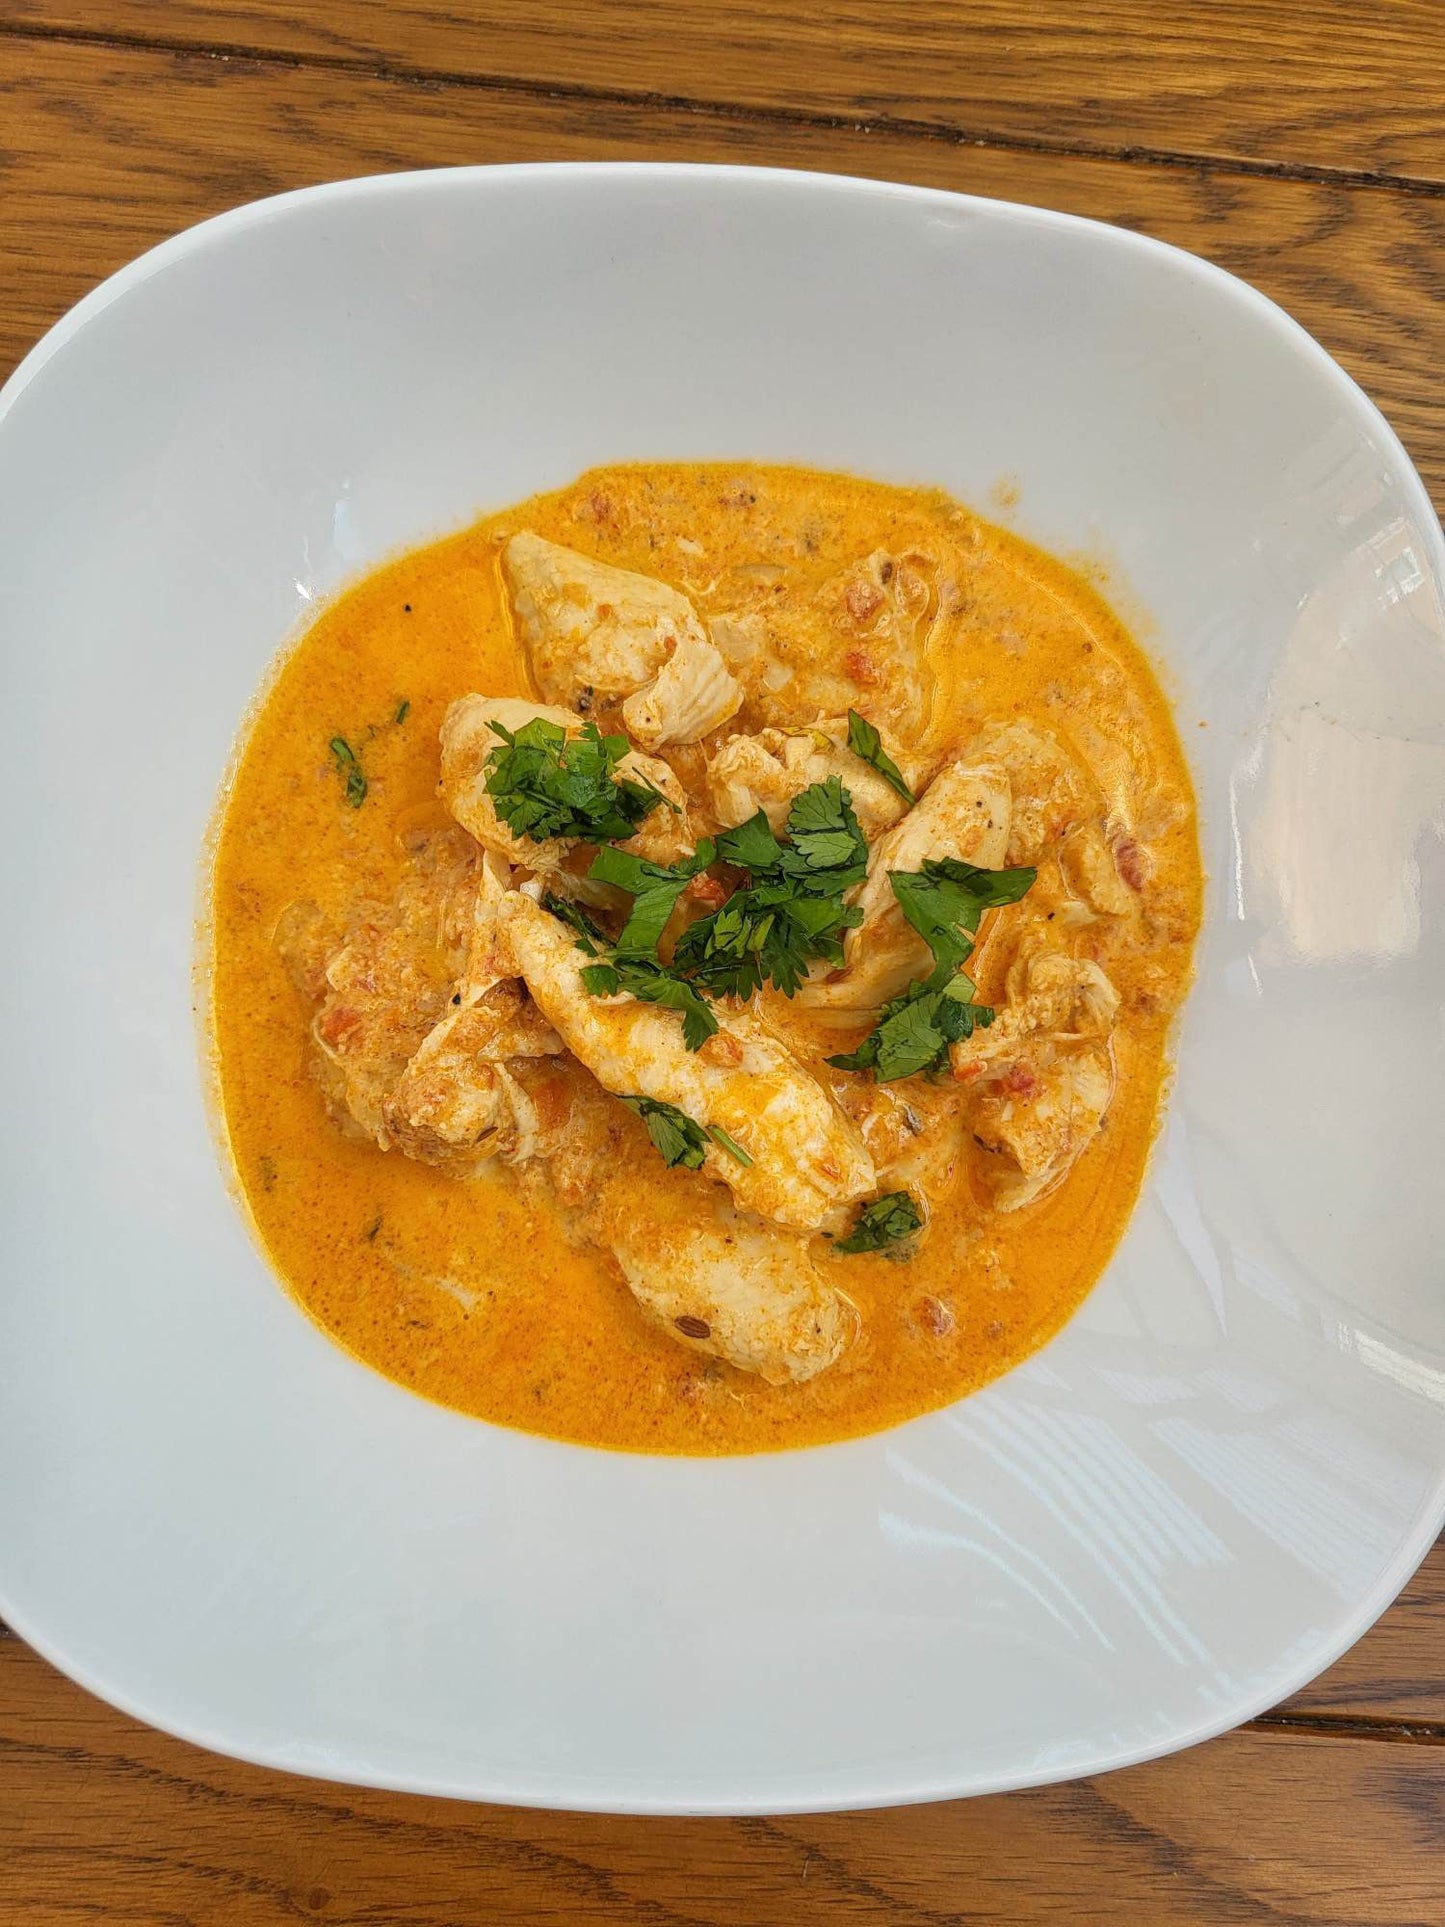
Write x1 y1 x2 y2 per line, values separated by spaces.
3 161 1443 1815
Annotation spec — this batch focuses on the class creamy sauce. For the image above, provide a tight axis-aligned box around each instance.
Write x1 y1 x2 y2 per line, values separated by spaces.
209 464 1201 1454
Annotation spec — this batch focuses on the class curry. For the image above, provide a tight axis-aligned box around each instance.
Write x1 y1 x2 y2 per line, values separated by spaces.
208 463 1201 1454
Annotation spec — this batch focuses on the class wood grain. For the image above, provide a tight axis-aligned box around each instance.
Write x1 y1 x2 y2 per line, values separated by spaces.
4 2 1445 186
0 1635 1442 1927
3 14 1444 1917
3 36 1444 510
1279 1537 1445 1725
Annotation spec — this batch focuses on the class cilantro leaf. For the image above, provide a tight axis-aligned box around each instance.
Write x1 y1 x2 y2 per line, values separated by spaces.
707 1124 754 1168
846 709 915 804
618 1096 755 1172
891 857 1037 988
714 809 785 872
542 893 609 954
777 777 869 890
588 840 717 960
834 1191 924 1254
828 973 993 1082
329 736 368 808
484 718 663 844
580 956 719 1051
672 781 867 999
673 880 863 1000
619 1096 711 1170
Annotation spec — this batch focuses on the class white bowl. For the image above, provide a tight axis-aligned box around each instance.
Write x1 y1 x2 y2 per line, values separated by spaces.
2 164 1443 1815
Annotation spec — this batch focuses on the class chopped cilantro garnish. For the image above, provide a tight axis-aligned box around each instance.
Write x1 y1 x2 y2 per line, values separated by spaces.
541 893 609 951
828 971 994 1081
891 858 1037 980
618 1096 752 1170
845 709 915 804
707 1124 754 1168
588 840 718 959
580 956 719 1052
484 717 664 844
828 857 1035 1082
619 1095 711 1170
775 777 869 887
394 699 410 725
543 892 719 1050
674 780 868 1000
329 736 367 808
834 1191 924 1254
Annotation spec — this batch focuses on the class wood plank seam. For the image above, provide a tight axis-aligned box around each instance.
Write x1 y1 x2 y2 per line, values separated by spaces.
5 17 1445 201
1253 1711 1445 1746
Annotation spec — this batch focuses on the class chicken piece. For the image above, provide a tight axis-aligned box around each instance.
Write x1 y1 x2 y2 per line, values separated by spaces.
384 997 564 1170
500 891 875 1232
279 831 561 1170
1059 822 1136 919
798 749 1013 1020
957 937 1121 1070
966 720 1091 865
705 549 946 742
502 532 740 748
288 829 479 1144
382 849 563 1167
969 1049 1114 1211
621 631 742 748
504 530 705 703
952 935 1121 1210
439 694 694 874
707 717 913 840
537 1073 850 1383
837 1078 967 1203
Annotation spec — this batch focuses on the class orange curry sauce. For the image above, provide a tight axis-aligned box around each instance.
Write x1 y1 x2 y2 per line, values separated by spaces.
208 464 1201 1453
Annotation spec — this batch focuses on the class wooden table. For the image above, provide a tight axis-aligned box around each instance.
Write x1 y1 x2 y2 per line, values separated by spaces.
3 6 1443 1919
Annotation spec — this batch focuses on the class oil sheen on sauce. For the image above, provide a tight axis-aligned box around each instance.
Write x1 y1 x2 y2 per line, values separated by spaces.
209 464 1202 1455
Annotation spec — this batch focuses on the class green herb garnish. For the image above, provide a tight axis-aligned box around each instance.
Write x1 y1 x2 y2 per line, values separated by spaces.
827 971 993 1081
673 780 868 1000
707 1124 754 1168
891 858 1038 976
774 777 870 886
329 736 367 808
588 840 718 959
619 1095 712 1169
846 709 915 804
394 699 410 725
484 717 665 844
834 1191 924 1254
543 892 720 1050
619 1096 752 1171
828 857 1035 1082
580 956 720 1052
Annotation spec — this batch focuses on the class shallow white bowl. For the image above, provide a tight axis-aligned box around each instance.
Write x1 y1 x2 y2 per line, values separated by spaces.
2 164 1443 1815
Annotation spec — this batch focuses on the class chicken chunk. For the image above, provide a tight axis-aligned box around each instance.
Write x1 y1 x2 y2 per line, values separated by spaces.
284 829 479 1144
537 1073 850 1383
439 694 694 874
958 937 1121 1069
1059 822 1136 919
707 717 913 840
952 935 1121 1210
278 831 560 1170
382 850 563 1167
500 891 876 1232
502 532 740 747
385 1004 564 1170
621 631 742 748
966 720 1091 865
798 749 1013 1020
